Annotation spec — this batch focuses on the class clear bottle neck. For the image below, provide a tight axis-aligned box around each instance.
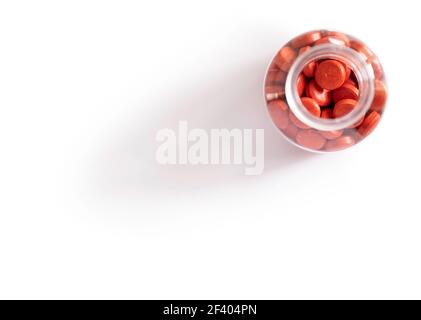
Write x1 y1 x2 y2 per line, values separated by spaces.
285 44 375 131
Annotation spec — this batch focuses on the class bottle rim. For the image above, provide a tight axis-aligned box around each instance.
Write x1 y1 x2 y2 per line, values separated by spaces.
285 44 375 131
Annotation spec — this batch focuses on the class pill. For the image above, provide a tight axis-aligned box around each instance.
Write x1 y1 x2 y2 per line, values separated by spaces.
349 116 364 128
301 97 321 117
268 61 278 71
305 80 332 107
315 36 347 46
357 111 380 137
299 47 318 78
350 40 374 61
269 98 288 111
265 85 285 101
324 31 351 46
299 46 311 55
303 61 317 78
268 100 289 130
350 71 358 85
344 78 357 87
265 69 287 86
371 80 387 112
333 99 357 118
371 58 384 80
332 82 359 103
315 60 347 90
289 111 310 129
283 123 299 139
324 136 355 151
343 63 351 81
291 31 322 48
320 109 344 139
320 130 343 140
321 108 333 119
322 106 360 129
275 46 297 72
296 129 326 150
297 73 306 97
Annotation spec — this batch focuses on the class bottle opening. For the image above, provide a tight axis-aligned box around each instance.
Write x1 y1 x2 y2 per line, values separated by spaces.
286 44 375 131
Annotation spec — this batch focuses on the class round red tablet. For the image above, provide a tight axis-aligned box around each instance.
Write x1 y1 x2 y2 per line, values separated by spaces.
315 60 347 90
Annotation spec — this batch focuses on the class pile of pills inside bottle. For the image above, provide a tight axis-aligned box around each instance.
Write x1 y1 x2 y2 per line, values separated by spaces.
264 30 387 152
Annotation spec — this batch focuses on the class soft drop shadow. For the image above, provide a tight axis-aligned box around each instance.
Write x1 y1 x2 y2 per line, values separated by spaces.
90 57 315 198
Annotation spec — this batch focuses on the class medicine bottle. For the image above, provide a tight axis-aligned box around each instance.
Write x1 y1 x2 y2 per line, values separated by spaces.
264 30 387 152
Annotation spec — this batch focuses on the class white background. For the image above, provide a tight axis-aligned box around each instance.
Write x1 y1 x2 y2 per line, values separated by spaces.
1 0 420 299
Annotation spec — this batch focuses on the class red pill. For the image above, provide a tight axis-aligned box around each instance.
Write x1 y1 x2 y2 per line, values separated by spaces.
324 31 351 46
303 61 317 78
350 40 374 61
321 130 343 140
291 31 322 49
348 116 365 129
371 61 384 80
299 46 311 55
343 63 351 82
370 58 384 80
265 85 285 101
315 36 347 46
272 99 288 111
357 111 380 137
283 123 299 139
268 100 289 130
332 82 359 103
289 111 310 129
320 109 344 139
350 71 358 85
296 129 326 150
305 80 331 107
268 61 278 71
299 47 318 78
333 99 357 118
371 80 387 112
275 46 297 72
315 60 347 90
265 69 287 86
328 105 364 131
324 136 355 151
344 78 357 87
321 108 333 119
297 73 306 97
320 94 361 128
301 97 321 117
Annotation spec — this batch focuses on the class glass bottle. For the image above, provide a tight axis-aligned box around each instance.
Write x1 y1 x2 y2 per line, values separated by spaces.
264 30 387 152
